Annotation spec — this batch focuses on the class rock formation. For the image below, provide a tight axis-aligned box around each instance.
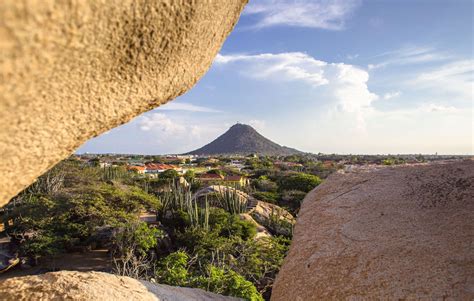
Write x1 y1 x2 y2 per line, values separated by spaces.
0 0 247 205
272 160 474 300
0 270 240 301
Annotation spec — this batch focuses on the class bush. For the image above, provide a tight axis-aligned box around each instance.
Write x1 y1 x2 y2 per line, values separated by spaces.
156 252 264 301
155 251 190 286
253 177 278 192
252 191 279 204
278 172 321 193
220 215 257 241
279 190 307 215
193 266 263 301
159 169 179 180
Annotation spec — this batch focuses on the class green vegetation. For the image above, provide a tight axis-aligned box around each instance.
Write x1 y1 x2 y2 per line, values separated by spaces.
2 153 348 299
2 158 296 300
277 172 322 193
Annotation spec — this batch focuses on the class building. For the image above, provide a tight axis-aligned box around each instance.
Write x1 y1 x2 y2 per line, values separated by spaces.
127 165 146 174
224 175 249 187
145 163 183 174
197 173 249 187
126 163 184 175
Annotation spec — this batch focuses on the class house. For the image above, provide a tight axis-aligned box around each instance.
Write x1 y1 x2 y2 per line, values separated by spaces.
228 160 246 171
144 163 184 174
126 163 184 175
197 173 224 183
197 173 249 187
224 175 249 187
127 165 146 174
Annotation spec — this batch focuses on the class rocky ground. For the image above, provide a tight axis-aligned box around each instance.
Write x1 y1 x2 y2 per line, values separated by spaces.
272 159 474 300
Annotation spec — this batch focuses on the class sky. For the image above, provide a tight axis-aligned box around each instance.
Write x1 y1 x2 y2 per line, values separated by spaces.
78 0 473 155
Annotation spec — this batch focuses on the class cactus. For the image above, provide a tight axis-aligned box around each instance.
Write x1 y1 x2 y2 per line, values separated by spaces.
215 187 248 215
159 181 209 230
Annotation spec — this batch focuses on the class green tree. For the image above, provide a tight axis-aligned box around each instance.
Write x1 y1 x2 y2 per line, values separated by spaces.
184 170 196 181
159 169 179 180
278 172 321 192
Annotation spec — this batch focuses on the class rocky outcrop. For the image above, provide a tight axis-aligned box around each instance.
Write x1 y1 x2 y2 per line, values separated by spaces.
0 0 247 205
272 160 474 300
250 201 295 237
239 213 273 239
0 270 241 301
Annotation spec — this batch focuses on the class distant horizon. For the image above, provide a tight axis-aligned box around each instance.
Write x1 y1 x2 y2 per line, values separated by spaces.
75 152 473 156
78 0 473 155
76 123 473 156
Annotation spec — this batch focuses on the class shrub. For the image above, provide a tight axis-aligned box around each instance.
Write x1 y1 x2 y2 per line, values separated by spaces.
155 251 190 286
279 190 307 215
252 191 279 204
193 266 263 301
159 169 179 180
253 177 278 192
278 172 321 193
220 214 257 241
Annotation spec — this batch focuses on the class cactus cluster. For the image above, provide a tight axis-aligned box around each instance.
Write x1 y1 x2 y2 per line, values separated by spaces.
215 187 248 215
101 166 127 181
159 181 209 230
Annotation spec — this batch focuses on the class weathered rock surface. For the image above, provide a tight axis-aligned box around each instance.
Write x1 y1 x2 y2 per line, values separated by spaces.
239 213 273 239
0 270 241 301
0 0 247 205
272 160 474 300
250 201 295 237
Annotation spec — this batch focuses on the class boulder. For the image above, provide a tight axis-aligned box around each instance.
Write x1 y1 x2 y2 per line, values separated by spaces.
249 201 295 237
272 160 474 300
0 270 241 301
0 0 247 205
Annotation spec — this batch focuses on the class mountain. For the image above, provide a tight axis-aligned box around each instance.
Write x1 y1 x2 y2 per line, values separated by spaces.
186 123 302 156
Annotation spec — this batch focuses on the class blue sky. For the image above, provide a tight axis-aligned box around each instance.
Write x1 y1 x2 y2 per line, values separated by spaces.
78 0 473 155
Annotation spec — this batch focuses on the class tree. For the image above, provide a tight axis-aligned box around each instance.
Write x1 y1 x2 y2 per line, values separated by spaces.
184 170 196 181
159 169 179 180
207 169 224 176
278 172 321 193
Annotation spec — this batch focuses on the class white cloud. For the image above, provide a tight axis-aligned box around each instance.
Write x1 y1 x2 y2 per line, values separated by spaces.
139 113 186 134
420 104 460 113
243 0 360 30
215 53 329 86
156 102 220 113
383 91 401 100
410 59 473 101
368 46 451 70
215 52 378 131
137 113 226 153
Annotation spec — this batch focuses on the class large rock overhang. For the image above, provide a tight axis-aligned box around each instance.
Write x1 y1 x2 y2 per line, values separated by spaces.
0 0 248 206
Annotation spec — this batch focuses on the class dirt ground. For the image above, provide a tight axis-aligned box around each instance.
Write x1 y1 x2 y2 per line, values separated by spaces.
0 249 111 281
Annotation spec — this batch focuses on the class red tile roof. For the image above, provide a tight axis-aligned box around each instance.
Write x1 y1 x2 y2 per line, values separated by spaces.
224 175 244 181
127 165 145 171
198 173 224 180
145 163 178 170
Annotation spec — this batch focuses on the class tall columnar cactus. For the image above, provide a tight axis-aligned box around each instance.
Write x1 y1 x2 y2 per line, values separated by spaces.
216 187 248 215
159 181 209 230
